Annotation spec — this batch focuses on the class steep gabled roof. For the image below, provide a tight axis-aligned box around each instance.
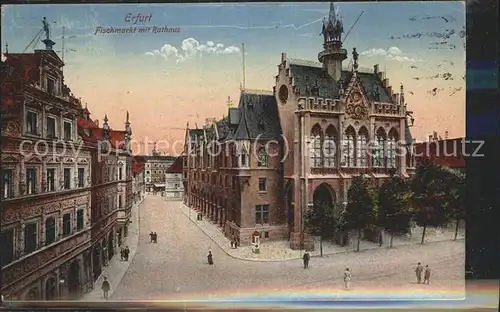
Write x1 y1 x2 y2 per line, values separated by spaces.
166 156 183 173
232 91 282 140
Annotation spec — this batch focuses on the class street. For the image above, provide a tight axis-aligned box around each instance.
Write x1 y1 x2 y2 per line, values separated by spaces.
111 195 465 300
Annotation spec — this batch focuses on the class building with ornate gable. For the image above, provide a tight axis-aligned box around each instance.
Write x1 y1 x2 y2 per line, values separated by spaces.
1 26 93 300
183 3 416 249
1 19 133 300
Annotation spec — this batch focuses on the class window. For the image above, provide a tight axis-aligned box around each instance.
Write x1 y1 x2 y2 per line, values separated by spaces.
310 131 322 168
77 210 84 230
2 169 14 198
46 168 55 192
258 178 267 192
387 136 397 168
356 131 368 167
26 111 38 134
78 168 85 187
119 167 123 180
256 149 267 167
341 128 355 167
62 213 71 236
45 217 56 245
26 168 37 195
0 229 14 266
46 117 56 138
323 134 336 168
255 205 269 225
63 168 71 189
373 133 386 167
63 121 72 141
47 77 55 94
119 195 123 208
264 231 269 238
24 223 37 253
183 158 187 166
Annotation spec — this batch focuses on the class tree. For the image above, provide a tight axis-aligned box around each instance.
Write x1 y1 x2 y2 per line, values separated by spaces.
345 175 376 251
443 169 465 240
378 171 413 247
304 201 336 257
411 159 453 244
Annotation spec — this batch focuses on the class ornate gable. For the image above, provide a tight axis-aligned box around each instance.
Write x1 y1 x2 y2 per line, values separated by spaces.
344 74 370 120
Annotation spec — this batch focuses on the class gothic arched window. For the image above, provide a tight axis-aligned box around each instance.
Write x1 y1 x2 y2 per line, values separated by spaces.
373 128 386 167
341 126 356 167
356 127 368 167
310 124 323 168
324 125 337 168
387 128 398 168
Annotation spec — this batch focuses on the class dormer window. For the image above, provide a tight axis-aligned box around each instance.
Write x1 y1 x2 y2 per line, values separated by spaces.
47 77 56 95
64 121 72 141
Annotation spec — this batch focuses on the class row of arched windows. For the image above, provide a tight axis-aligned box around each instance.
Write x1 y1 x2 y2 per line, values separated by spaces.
309 124 399 169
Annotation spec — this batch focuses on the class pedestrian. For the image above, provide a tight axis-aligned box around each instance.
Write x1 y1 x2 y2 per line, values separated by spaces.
302 252 310 269
124 246 130 261
149 231 154 243
344 268 352 290
153 232 158 243
101 277 110 299
415 262 424 284
120 248 124 261
230 240 234 249
379 229 383 247
424 265 431 284
207 251 214 265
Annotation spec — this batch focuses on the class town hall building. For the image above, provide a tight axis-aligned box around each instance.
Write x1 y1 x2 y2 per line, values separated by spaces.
183 3 416 249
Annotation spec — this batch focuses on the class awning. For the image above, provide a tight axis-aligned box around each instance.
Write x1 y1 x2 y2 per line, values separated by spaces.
154 184 166 188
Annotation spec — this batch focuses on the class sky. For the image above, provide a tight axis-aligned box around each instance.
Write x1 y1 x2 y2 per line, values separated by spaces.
1 2 465 155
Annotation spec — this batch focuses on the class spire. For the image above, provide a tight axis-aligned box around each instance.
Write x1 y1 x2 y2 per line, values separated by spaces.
102 114 110 140
5 43 8 54
400 83 405 105
41 17 56 50
329 2 337 24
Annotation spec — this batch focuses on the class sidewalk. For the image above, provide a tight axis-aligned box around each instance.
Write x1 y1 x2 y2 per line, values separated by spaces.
178 202 464 262
79 196 144 301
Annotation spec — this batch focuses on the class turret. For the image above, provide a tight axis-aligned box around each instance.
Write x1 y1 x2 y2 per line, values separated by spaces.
318 2 348 82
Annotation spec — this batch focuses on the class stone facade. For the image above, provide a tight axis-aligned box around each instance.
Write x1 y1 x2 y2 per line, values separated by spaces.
141 154 176 193
164 156 184 200
183 4 416 250
1 46 92 300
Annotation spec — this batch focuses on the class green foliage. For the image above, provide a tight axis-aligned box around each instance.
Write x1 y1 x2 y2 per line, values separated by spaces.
411 159 454 227
378 172 413 233
345 175 376 230
304 201 336 238
442 169 465 220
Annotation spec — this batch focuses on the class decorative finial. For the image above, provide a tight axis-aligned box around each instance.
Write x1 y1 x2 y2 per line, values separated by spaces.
5 43 8 54
352 47 359 72
104 114 108 122
126 111 130 122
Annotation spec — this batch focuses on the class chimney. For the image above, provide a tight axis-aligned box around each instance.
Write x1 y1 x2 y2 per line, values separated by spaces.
373 64 379 74
445 131 449 139
383 78 390 87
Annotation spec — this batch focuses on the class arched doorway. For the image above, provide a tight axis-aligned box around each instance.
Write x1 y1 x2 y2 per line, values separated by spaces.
107 233 114 260
313 183 336 208
45 277 57 300
285 181 294 238
92 243 101 281
67 260 81 299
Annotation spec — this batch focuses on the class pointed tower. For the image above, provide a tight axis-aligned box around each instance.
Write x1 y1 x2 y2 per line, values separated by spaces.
125 111 132 152
318 2 348 82
102 114 110 140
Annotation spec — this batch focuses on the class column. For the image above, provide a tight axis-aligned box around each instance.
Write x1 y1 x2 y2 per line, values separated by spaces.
41 159 47 192
19 158 26 195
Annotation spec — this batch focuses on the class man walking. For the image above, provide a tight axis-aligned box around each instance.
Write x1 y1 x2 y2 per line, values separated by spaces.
302 252 310 269
423 265 431 284
415 262 424 284
101 277 110 299
344 268 352 290
149 231 154 243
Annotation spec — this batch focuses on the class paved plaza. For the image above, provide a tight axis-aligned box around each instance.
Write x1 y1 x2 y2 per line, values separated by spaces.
97 195 466 301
